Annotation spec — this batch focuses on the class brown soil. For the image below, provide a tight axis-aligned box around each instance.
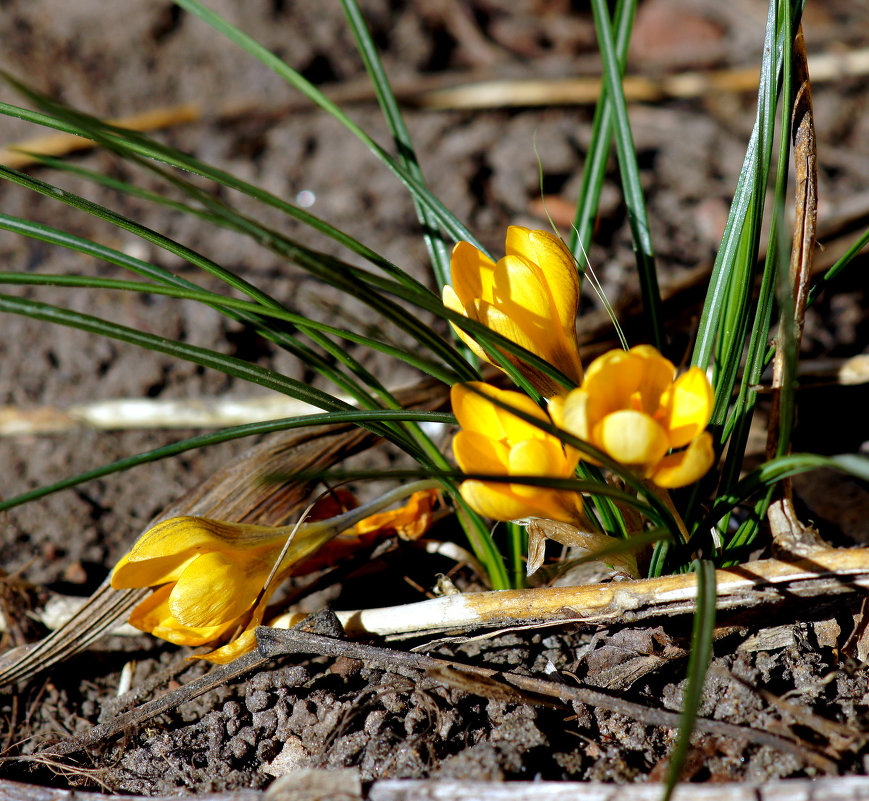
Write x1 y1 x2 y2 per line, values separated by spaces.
0 0 868 795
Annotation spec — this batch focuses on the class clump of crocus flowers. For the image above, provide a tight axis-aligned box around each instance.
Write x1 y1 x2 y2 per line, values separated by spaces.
446 228 715 573
112 225 716 656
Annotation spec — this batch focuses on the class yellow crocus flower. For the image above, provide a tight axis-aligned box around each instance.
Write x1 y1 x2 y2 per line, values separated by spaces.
443 226 583 396
111 484 438 663
550 345 715 488
451 382 583 524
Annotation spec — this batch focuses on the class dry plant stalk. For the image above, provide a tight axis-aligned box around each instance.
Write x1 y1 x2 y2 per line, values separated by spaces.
765 26 822 553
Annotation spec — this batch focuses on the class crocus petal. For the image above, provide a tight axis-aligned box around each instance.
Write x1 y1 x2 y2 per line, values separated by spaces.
350 489 439 541
508 439 568 499
459 480 536 522
112 550 199 589
450 241 496 304
169 550 265 628
593 410 670 471
491 389 552 444
554 388 591 443
453 429 511 474
128 584 239 646
492 254 553 338
190 591 273 664
474 302 569 396
451 382 504 437
662 367 714 448
504 227 579 333
491 254 583 388
629 346 676 416
506 440 581 523
651 432 715 488
443 286 491 364
580 350 638 422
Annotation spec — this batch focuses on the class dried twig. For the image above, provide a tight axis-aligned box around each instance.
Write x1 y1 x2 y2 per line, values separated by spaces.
766 26 820 553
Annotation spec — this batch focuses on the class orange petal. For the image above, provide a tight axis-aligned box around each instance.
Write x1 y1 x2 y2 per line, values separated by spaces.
492 254 553 339
443 286 490 364
474 303 567 396
112 550 198 590
651 431 715 488
504 227 579 332
191 592 273 664
491 389 551 444
507 438 569 499
581 350 637 422
556 387 598 455
628 346 676 416
351 489 439 541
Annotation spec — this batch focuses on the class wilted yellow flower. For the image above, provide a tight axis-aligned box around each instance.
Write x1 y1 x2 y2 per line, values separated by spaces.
550 345 715 488
111 485 439 663
443 226 583 396
451 382 583 524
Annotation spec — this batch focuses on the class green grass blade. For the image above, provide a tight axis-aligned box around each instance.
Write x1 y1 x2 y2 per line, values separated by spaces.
12 152 226 224
569 0 634 265
0 163 478 391
0 93 431 293
703 452 869 534
0 293 353 409
0 409 454 514
590 0 663 350
0 271 464 385
691 1 798 375
168 0 487 257
340 0 451 289
707 2 782 430
662 558 716 801
807 226 869 307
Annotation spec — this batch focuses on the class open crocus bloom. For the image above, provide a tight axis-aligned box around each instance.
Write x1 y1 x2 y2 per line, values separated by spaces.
443 226 583 397
451 382 583 524
550 345 715 488
111 486 438 663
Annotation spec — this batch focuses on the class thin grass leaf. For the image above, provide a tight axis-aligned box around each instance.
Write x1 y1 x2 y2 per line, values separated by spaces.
662 558 716 801
0 93 430 296
806 226 869 307
590 0 663 350
702 452 869 533
340 0 451 289
706 0 781 428
691 2 803 374
168 0 488 257
569 0 634 266
0 189 421 445
0 293 354 408
0 272 463 385
0 102 578 398
0 409 454 515
270 468 664 524
12 152 226 224
0 161 478 403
